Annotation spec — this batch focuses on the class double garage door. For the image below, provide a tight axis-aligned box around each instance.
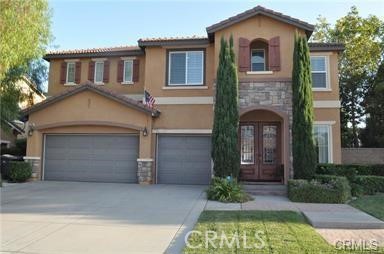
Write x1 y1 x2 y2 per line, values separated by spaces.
43 134 211 184
44 135 139 183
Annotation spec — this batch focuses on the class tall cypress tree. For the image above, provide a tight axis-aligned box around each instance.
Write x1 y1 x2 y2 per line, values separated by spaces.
292 34 317 179
211 36 240 178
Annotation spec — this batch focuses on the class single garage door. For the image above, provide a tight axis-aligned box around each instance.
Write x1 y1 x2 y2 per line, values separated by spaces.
44 134 139 183
157 135 211 185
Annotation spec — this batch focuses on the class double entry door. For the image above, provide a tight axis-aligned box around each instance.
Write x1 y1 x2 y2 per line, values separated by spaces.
240 122 281 181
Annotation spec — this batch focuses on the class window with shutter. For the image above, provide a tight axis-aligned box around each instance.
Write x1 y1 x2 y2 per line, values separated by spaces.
123 60 133 83
251 49 265 71
168 51 204 86
66 62 76 84
249 39 269 72
94 61 104 84
310 56 329 89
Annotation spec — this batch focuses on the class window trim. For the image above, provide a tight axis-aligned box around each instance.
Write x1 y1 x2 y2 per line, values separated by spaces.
310 55 331 91
94 61 104 85
166 49 205 86
66 62 76 85
123 60 133 84
313 123 333 163
251 48 266 72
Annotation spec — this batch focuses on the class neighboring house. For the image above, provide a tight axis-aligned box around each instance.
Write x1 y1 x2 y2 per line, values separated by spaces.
1 76 45 148
23 6 343 185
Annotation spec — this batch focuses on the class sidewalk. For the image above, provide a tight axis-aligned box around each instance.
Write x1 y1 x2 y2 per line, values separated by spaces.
205 195 384 247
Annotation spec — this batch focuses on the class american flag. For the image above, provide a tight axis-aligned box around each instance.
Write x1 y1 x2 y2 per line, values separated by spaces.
144 90 155 108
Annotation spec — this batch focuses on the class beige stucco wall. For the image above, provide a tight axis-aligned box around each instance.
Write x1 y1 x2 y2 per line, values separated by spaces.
47 55 145 97
26 90 153 160
144 45 215 97
314 108 342 163
153 105 213 129
312 52 340 101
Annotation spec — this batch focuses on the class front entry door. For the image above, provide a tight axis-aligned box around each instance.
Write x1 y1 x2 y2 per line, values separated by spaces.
240 122 281 181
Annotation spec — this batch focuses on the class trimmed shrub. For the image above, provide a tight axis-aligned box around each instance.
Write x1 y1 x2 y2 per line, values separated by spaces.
9 161 32 182
316 164 384 196
207 177 252 203
288 175 351 203
353 176 384 195
0 139 27 156
316 163 384 177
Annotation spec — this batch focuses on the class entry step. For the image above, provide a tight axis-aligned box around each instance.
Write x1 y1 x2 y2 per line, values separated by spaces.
242 184 287 196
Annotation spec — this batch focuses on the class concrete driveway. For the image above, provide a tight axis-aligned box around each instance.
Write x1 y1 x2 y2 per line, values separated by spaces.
1 181 207 254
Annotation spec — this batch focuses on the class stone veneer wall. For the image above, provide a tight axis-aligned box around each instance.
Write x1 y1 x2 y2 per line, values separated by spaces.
23 157 41 180
238 80 293 178
137 159 153 184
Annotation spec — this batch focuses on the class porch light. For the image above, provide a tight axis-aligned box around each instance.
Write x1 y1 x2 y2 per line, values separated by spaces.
142 127 148 137
27 123 35 136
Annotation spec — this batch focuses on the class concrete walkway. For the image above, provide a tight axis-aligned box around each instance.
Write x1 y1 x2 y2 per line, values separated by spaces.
1 181 207 254
206 195 384 247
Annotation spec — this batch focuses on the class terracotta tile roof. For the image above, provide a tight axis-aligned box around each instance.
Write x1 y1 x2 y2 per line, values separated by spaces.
22 81 160 117
206 5 314 38
138 36 209 47
44 45 143 60
308 42 345 52
138 35 208 42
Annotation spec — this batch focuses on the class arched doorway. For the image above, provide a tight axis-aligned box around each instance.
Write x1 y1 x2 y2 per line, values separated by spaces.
239 107 289 182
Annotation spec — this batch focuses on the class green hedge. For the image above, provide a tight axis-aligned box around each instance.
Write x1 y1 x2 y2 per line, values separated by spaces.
0 139 27 156
9 161 32 182
353 176 384 195
316 164 384 196
288 175 351 203
316 164 384 178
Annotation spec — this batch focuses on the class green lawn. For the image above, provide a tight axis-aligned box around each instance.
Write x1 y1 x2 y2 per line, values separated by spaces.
184 210 382 254
349 193 384 221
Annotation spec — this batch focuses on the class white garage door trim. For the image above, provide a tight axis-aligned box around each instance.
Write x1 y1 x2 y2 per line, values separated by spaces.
42 133 139 182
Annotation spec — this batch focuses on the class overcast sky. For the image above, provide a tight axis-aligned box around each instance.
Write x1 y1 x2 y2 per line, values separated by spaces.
48 0 384 51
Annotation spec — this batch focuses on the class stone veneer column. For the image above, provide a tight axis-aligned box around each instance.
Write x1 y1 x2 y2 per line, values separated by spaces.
23 157 41 180
238 80 294 179
137 158 153 184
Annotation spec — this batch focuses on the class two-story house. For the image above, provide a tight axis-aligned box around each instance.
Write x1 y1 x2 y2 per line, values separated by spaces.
23 6 343 185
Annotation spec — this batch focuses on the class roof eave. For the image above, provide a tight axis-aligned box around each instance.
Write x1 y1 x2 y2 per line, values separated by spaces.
43 49 144 61
308 43 345 52
22 83 158 117
137 39 210 47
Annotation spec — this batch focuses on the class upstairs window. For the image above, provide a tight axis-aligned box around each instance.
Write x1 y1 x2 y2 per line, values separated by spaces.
250 39 269 72
94 62 104 83
168 51 204 86
66 62 75 83
123 60 133 83
310 56 328 89
251 49 265 71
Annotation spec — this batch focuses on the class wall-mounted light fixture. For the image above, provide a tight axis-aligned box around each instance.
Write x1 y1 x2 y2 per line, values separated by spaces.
142 127 148 137
27 123 35 136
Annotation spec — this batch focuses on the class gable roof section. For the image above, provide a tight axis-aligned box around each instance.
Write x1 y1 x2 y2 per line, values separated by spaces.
206 5 314 39
44 46 144 61
22 81 160 117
